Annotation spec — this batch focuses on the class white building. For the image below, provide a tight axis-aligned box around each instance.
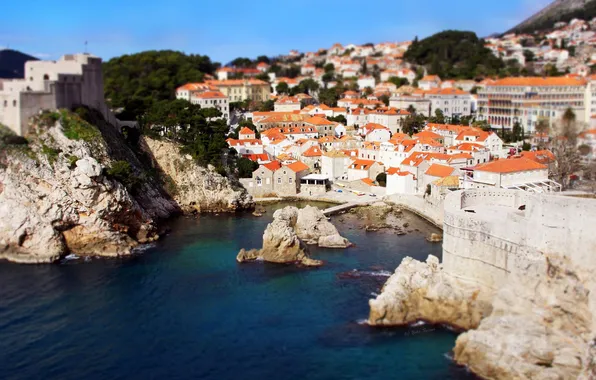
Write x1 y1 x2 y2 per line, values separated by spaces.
386 167 417 195
418 75 441 90
357 76 376 90
0 53 118 136
321 150 351 181
190 90 230 120
347 159 384 182
425 88 473 119
461 157 558 192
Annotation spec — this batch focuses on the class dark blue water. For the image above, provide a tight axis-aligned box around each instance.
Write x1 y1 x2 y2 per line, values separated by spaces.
0 203 474 380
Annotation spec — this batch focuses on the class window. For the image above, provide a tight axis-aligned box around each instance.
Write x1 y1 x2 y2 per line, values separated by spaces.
43 74 49 80
289 178 293 184
256 177 262 186
277 177 281 184
13 100 17 107
3 100 6 107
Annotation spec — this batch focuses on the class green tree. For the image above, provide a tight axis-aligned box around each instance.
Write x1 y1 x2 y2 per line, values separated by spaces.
387 76 409 87
512 121 523 142
523 50 535 62
236 157 259 178
256 55 270 64
324 63 335 73
276 81 290 94
293 78 320 95
429 109 445 124
230 57 253 67
375 173 387 187
328 115 347 125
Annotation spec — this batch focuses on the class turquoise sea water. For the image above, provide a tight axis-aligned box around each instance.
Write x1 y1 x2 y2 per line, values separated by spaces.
0 203 475 379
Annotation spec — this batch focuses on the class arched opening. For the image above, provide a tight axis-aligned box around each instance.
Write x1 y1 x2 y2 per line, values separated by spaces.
3 100 7 107
43 74 49 80
13 100 17 107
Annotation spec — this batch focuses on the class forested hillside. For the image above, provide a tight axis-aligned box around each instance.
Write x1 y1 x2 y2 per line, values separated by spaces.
404 31 505 79
103 50 219 118
508 0 596 34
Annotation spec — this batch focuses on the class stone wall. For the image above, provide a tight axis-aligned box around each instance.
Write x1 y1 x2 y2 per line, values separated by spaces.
442 189 596 290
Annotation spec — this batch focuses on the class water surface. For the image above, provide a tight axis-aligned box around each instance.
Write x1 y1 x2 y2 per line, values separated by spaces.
0 202 474 379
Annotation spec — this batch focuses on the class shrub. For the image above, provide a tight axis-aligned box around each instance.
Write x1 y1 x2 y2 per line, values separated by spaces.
67 155 79 169
107 160 139 191
41 144 61 165
60 110 101 143
375 173 387 187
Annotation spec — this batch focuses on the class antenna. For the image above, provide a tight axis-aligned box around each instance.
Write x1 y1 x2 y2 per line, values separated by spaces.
84 41 88 54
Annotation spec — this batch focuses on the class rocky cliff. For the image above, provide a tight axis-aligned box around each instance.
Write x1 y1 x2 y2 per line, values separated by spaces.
237 206 350 267
142 137 253 213
0 109 254 263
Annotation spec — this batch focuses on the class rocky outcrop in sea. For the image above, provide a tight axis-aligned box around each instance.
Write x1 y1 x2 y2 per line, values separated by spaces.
237 205 350 266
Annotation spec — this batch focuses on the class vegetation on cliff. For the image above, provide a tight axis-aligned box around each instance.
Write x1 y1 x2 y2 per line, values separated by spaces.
103 50 219 118
404 31 505 79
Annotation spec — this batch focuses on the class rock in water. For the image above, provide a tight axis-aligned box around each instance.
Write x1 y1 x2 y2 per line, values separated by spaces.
293 205 351 248
368 255 491 330
427 233 442 243
237 206 349 267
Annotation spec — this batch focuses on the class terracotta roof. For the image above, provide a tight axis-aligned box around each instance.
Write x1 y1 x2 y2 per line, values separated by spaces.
263 161 282 171
227 138 262 146
519 150 556 164
285 161 309 172
387 167 414 176
206 79 269 86
473 157 547 173
302 146 322 157
488 77 586 87
243 153 269 162
349 159 378 170
239 127 255 136
402 152 451 167
305 116 334 126
455 129 494 142
449 142 486 152
414 130 442 140
425 163 455 178
424 88 469 96
361 178 376 186
421 75 441 82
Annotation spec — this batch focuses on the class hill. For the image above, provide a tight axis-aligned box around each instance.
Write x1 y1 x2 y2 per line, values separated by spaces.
403 30 505 80
103 50 219 119
508 0 596 34
0 49 38 79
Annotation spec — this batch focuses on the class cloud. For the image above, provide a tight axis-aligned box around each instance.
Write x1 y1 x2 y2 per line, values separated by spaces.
33 53 51 58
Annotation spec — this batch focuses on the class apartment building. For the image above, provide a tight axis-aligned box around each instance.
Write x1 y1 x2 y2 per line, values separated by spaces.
425 88 473 119
477 77 588 133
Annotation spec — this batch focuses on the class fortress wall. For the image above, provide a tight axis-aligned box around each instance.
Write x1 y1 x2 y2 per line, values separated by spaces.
442 189 596 290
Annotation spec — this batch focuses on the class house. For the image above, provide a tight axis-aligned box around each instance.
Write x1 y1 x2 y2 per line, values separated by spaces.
322 150 351 182
361 123 391 142
305 116 336 137
226 138 264 155
205 79 271 103
418 75 441 90
274 96 301 112
447 143 490 165
357 75 376 90
421 163 459 194
300 174 330 196
386 167 417 195
454 128 504 157
424 88 473 119
347 159 384 181
578 129 596 161
300 145 323 172
239 127 256 140
241 160 310 197
461 157 559 192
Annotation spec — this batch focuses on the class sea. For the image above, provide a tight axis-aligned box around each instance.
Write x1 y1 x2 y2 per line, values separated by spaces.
0 202 476 380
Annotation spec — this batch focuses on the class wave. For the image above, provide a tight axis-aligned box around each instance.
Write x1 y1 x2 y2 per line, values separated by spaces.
410 320 426 327
133 243 157 253
370 292 378 297
356 319 369 325
360 270 392 277
63 254 79 261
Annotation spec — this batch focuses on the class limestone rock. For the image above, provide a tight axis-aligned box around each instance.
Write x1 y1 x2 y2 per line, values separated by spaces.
237 206 339 267
453 256 596 380
0 114 179 263
293 205 351 248
368 255 492 330
142 137 254 213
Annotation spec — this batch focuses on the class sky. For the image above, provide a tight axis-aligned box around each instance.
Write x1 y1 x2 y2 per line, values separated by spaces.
1 0 553 64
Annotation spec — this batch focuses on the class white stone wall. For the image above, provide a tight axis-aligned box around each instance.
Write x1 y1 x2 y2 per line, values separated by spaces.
442 189 596 291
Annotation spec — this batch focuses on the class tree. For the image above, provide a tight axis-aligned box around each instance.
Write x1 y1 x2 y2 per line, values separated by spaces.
429 109 445 124
258 99 274 112
407 105 416 114
523 50 535 62
236 157 259 178
276 82 290 95
403 30 505 79
550 108 581 190
387 76 409 88
472 120 491 131
230 57 253 67
379 94 390 107
511 121 523 142
103 50 219 118
328 115 347 125
402 113 425 136
322 72 334 84
292 78 320 96
256 72 270 82
256 55 270 64
324 63 335 73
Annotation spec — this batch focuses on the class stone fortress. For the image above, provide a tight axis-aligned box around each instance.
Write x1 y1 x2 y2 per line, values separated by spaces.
370 189 596 378
0 53 120 136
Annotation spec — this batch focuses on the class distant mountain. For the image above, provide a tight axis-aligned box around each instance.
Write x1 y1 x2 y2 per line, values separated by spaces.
0 49 38 79
508 0 596 34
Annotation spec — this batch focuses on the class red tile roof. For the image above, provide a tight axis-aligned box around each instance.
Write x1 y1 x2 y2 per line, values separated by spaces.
473 157 547 173
302 146 322 157
425 163 455 178
285 161 309 173
263 161 282 171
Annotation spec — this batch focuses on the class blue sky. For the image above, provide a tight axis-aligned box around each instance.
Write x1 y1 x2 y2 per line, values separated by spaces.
2 0 552 64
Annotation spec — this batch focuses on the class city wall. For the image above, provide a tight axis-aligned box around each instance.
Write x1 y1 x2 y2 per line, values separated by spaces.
442 189 596 290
